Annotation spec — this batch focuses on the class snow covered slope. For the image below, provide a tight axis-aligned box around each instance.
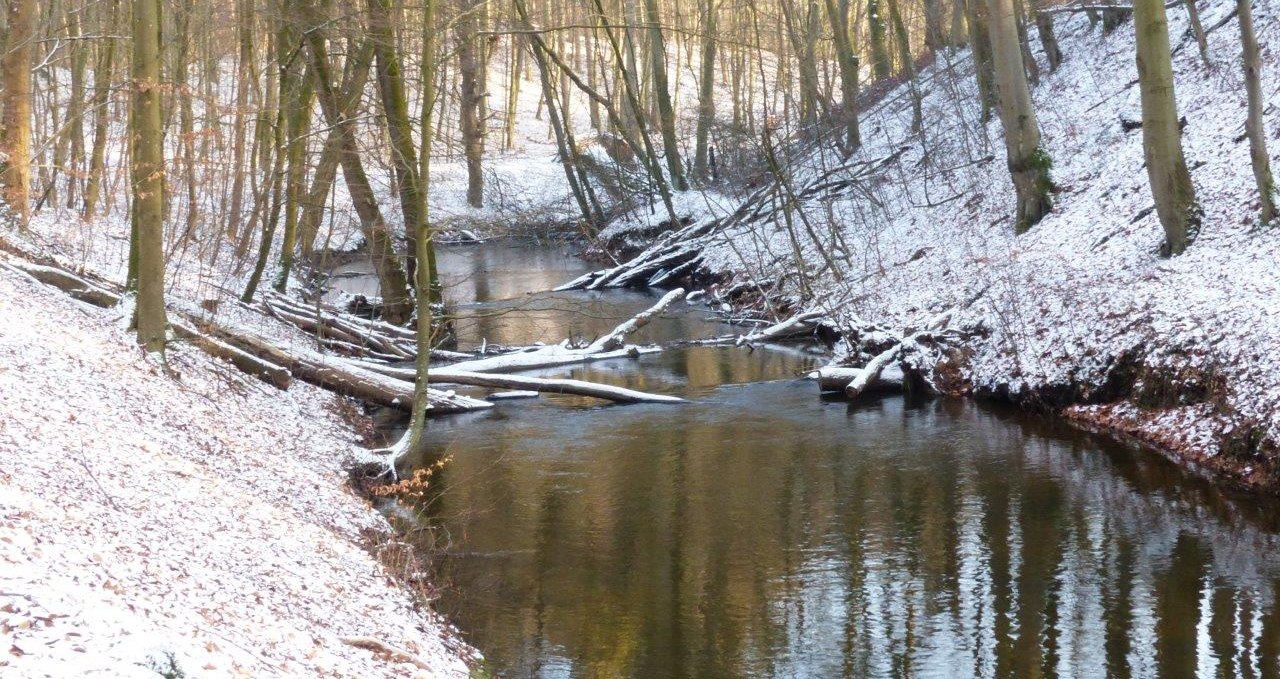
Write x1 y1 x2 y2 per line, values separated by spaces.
0 264 472 677
613 1 1280 486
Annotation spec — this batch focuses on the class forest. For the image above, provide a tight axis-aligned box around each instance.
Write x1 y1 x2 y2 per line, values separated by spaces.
1 0 1278 675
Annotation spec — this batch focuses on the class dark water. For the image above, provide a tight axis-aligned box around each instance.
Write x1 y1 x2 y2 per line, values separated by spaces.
346 244 1280 679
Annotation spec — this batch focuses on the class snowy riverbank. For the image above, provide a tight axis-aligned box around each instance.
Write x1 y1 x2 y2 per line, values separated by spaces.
601 2 1280 489
0 263 473 677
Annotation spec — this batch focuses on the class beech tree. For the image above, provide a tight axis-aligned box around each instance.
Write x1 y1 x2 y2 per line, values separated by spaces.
988 0 1052 231
1 0 36 227
132 0 167 352
1134 0 1199 255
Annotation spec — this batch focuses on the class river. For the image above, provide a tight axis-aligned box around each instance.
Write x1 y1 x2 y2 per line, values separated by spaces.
335 242 1280 678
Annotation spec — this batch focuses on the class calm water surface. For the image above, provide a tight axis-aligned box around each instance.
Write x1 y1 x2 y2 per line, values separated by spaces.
343 243 1280 678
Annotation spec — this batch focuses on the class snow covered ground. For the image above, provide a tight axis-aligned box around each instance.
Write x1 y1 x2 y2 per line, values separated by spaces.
0 264 472 676
605 1 1280 487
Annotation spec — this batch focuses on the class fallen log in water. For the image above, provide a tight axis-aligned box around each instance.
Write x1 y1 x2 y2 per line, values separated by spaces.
585 288 685 352
356 362 684 404
198 325 492 413
817 306 964 400
813 365 905 394
444 288 683 372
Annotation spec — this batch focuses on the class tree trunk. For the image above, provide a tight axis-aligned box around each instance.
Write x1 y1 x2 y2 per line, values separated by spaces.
825 0 861 151
82 0 121 220
132 0 168 352
1237 0 1273 222
643 0 688 191
989 0 1052 232
888 0 922 133
399 0 439 458
1 0 37 227
1134 0 1199 255
867 0 893 80
370 0 432 290
692 0 717 181
967 0 998 123
457 0 485 208
304 24 413 322
1183 0 1211 68
1034 7 1063 72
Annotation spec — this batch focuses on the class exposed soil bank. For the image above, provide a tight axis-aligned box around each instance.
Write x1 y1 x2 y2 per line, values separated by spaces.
0 264 475 677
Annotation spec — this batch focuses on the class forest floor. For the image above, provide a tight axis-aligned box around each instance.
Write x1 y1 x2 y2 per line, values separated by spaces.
0 262 474 676
601 1 1280 489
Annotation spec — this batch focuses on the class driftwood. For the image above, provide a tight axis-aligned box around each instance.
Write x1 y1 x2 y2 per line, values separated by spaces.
339 636 434 671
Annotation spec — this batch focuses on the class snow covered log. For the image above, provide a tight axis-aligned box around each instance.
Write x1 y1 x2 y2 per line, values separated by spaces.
358 363 684 404
196 325 492 413
585 288 685 352
813 365 905 394
845 345 904 399
736 310 826 345
2 256 293 390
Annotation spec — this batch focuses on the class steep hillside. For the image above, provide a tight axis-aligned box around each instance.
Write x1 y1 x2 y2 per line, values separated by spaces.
604 1 1280 487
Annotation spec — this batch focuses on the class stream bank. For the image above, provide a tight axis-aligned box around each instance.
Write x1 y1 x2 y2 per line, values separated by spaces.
336 240 1280 678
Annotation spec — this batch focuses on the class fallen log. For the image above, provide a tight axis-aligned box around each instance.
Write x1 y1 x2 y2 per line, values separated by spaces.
441 343 660 373
736 310 826 346
845 345 903 399
357 362 684 404
813 365 904 393
199 325 492 413
585 288 685 352
445 289 682 372
2 257 292 390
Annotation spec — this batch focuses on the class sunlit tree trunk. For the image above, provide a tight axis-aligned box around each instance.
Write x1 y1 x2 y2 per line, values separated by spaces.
1 0 37 227
989 0 1052 232
132 0 168 352
1134 0 1199 255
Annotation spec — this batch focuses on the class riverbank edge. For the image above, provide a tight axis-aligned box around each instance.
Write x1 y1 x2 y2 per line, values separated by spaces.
601 248 1280 496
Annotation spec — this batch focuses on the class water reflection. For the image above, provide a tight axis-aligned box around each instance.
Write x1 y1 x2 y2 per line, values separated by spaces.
363 242 1280 678
404 391 1280 679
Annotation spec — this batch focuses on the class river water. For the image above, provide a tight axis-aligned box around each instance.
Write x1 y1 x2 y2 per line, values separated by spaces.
338 242 1280 678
